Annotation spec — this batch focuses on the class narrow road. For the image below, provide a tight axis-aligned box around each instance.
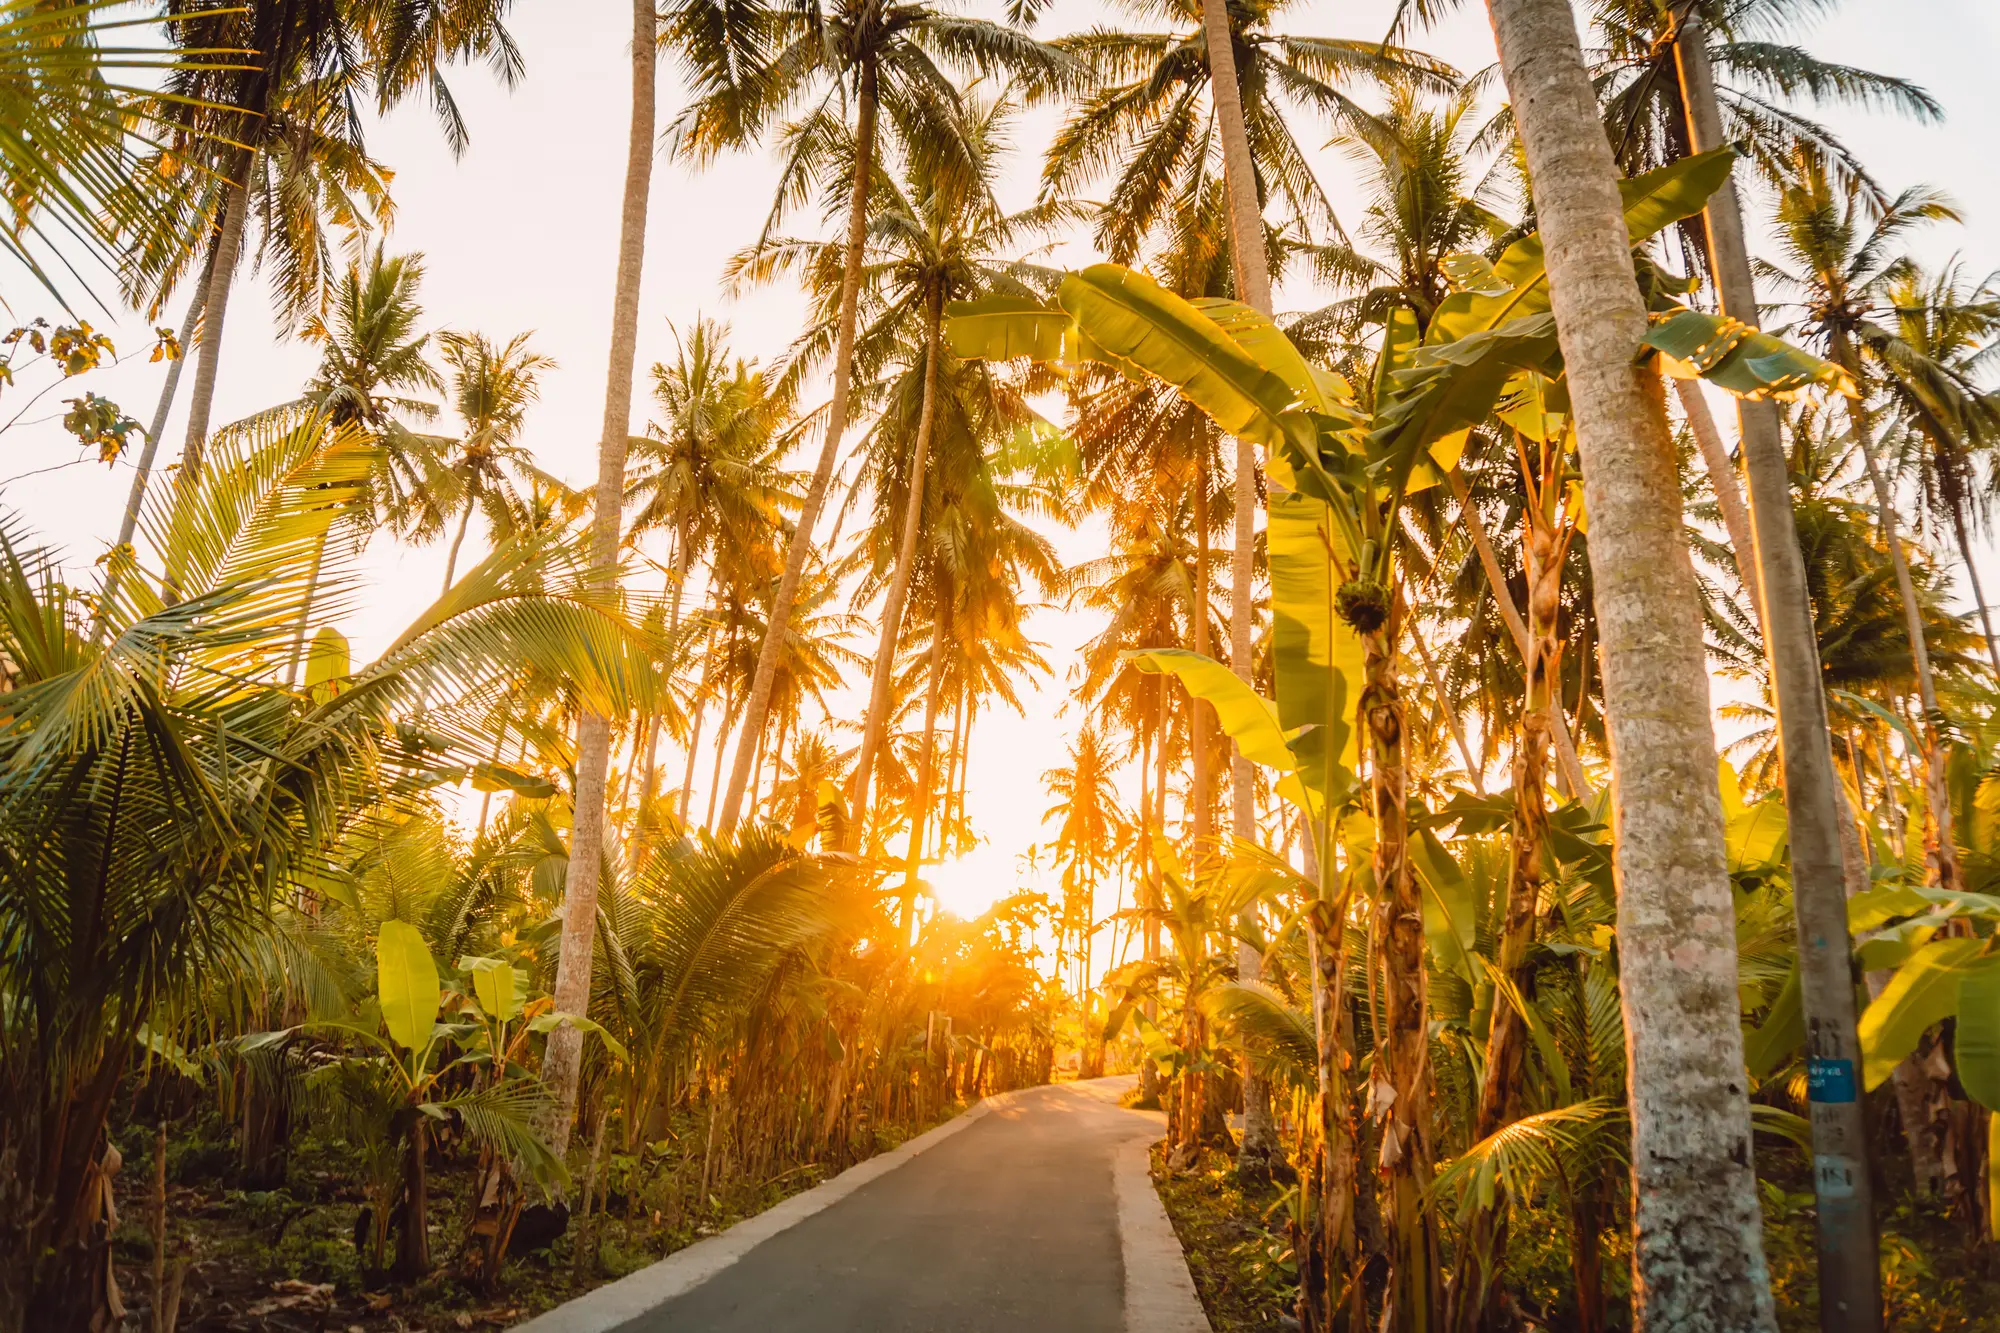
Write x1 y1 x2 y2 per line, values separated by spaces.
524 1078 1208 1333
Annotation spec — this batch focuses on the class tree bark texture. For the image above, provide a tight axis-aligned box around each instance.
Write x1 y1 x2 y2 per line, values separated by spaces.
848 291 944 844
1674 21 1882 1328
1483 0 1778 1325
178 151 254 480
545 0 657 1151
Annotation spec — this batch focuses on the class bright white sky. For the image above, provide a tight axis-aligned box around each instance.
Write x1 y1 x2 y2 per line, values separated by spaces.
5 0 1997 952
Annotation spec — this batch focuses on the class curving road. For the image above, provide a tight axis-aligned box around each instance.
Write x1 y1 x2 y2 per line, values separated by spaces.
515 1078 1209 1333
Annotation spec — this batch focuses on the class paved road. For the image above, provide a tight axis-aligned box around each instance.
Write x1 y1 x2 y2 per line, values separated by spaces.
612 1080 1175 1333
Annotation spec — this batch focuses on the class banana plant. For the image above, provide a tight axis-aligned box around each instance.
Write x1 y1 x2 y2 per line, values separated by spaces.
285 920 622 1279
946 144 1848 1328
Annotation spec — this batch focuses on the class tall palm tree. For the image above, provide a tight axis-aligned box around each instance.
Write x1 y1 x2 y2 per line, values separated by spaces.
740 94 1070 844
1043 0 1455 266
1043 726 1121 999
1482 0 1778 1325
1760 157 1969 892
666 0 1080 832
435 330 558 590
545 0 658 1149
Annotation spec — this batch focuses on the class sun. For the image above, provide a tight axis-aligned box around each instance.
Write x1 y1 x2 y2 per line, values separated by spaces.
923 844 1016 921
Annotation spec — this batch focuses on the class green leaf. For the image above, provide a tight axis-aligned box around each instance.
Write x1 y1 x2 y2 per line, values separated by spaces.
376 919 441 1055
944 296 1071 363
1955 960 2000 1113
1371 314 1563 467
1060 265 1298 449
1428 148 1737 347
1414 828 1477 982
1745 963 1803 1079
462 957 523 1023
1125 649 1295 772
1644 309 1856 400
528 1011 630 1066
1859 937 1986 1090
1726 798 1788 874
304 626 349 692
1266 491 1362 786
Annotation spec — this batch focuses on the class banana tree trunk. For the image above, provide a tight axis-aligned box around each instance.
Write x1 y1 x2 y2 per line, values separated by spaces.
393 1118 430 1280
179 150 255 481
848 291 944 845
1484 0 1778 1324
546 0 657 1151
1447 469 1590 796
1673 24 1883 1324
1362 615 1437 1333
1450 512 1562 1331
719 57 880 832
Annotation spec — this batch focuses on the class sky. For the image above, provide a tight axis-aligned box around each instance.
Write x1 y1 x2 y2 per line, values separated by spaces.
5 0 1998 944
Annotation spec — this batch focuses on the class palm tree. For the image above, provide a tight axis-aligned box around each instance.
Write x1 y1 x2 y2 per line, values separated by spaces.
545 0 658 1150
138 0 520 486
1043 0 1454 266
666 0 1080 832
1760 156 1970 892
737 94 1071 844
1043 726 1122 999
1873 260 2000 677
627 318 796 631
1482 0 1778 1325
435 331 558 590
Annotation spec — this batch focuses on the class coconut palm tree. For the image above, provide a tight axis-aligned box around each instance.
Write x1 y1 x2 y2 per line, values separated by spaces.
545 0 660 1148
666 0 1081 832
1481 0 1778 1324
1760 156 1970 891
435 330 559 590
627 318 797 631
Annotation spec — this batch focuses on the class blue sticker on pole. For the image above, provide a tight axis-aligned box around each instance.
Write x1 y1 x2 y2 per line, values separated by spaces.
1808 1057 1857 1104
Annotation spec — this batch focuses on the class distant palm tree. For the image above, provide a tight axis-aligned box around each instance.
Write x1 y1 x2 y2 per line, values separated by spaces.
436 330 558 590
627 318 796 630
1043 726 1123 1000
668 0 1080 831
1041 0 1454 265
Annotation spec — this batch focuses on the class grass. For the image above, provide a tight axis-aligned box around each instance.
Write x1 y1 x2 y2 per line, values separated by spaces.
1149 1142 1296 1333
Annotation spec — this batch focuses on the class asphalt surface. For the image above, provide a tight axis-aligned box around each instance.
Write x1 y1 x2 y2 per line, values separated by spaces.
614 1081 1163 1333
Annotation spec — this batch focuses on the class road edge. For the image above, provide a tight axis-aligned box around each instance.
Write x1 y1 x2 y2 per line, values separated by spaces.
511 1090 1021 1333
1115 1136 1214 1333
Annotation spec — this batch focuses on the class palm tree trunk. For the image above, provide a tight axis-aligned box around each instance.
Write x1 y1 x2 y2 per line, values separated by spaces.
442 499 476 593
546 0 657 1151
1201 0 1280 1172
1191 465 1213 845
1673 24 1882 1324
1673 378 1765 627
679 626 718 822
719 57 880 832
93 263 212 642
848 291 944 844
1945 501 2000 679
1485 1 1778 1325
179 150 255 480
1837 347 1963 892
902 613 950 940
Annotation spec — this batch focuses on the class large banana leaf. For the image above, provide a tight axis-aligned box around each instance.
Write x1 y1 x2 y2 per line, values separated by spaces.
1859 936 1987 1089
1956 961 2000 1113
1371 313 1563 465
1427 148 1737 346
1126 648 1294 772
943 295 1071 362
377 919 441 1055
1644 309 1856 400
1267 491 1362 787
1058 265 1298 448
